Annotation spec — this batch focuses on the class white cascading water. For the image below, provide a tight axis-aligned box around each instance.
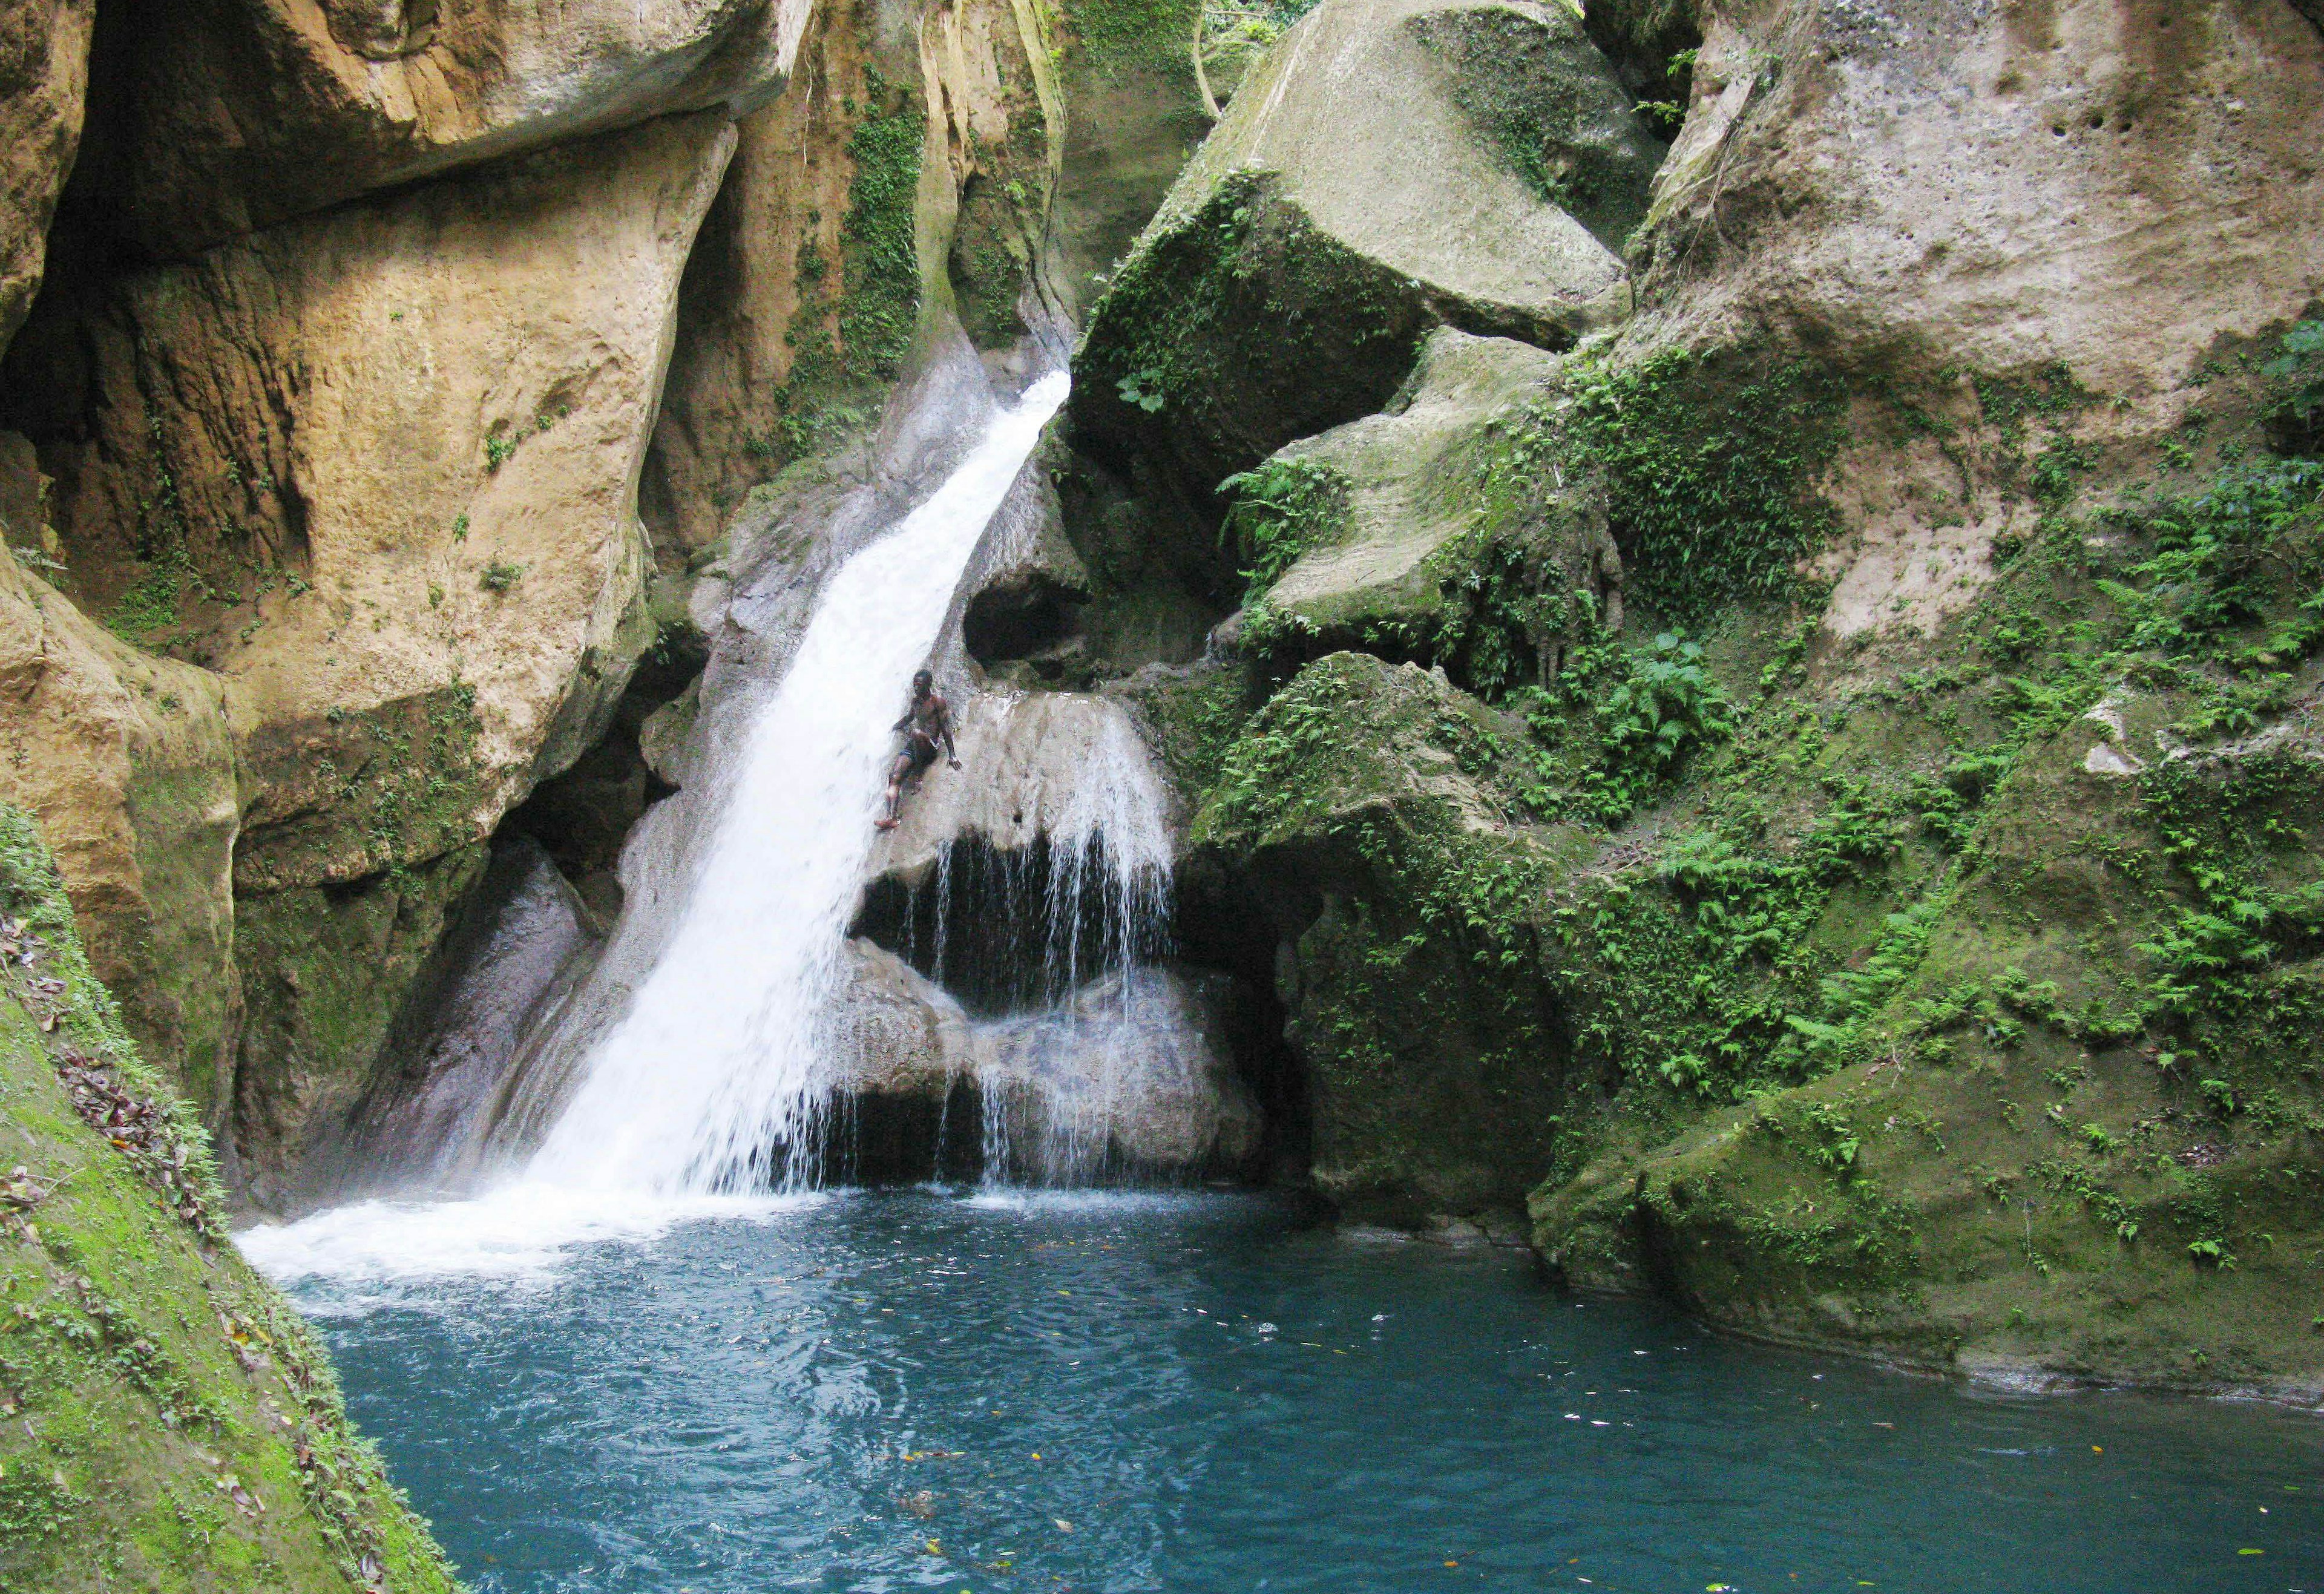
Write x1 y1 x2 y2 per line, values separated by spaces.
527 371 1071 1195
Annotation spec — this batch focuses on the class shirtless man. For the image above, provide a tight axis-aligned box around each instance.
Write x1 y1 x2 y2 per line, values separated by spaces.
875 669 959 831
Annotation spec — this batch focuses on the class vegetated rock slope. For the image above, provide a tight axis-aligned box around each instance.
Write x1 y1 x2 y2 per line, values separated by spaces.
1066 0 2324 1399
0 804 460 1592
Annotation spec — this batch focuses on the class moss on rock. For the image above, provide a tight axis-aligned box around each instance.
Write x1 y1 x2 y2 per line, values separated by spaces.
0 804 462 1591
1189 652 1598 1218
1070 0 1642 533
229 847 491 1216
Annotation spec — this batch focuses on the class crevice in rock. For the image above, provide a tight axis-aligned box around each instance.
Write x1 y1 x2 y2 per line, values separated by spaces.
1173 852 1314 1185
851 831 1152 1018
963 572 1086 675
502 622 709 922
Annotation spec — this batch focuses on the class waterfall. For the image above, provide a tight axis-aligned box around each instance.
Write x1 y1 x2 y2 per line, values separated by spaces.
524 372 1070 1196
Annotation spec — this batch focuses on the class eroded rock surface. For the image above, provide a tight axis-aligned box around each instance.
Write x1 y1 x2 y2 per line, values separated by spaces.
0 112 734 1146
0 553 245 1125
1071 0 1659 518
0 0 91 355
66 0 811 256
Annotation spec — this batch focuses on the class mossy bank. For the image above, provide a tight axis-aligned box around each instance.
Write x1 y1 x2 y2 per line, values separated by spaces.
0 805 462 1591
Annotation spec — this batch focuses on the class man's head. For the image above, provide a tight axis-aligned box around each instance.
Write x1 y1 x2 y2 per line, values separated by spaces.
912 669 934 698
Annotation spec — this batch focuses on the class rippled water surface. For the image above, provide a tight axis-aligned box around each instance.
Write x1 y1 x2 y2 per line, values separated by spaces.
263 1189 2323 1593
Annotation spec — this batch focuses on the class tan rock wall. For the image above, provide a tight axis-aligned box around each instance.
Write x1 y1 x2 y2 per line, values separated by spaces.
1638 0 2324 396
0 110 735 1147
20 110 736 891
1623 0 2324 644
0 553 246 1124
642 0 1062 555
66 0 810 256
0 0 93 355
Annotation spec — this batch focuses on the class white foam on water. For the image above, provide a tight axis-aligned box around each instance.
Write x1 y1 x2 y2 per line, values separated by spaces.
958 1187 1230 1217
527 371 1070 1196
235 1184 829 1298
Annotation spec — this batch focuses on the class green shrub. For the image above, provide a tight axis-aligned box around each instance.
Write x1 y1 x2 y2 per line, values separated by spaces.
1543 630 1735 824
1218 456 1350 601
2262 317 2324 450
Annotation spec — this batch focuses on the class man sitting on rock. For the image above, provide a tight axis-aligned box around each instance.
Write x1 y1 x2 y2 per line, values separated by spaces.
875 669 959 831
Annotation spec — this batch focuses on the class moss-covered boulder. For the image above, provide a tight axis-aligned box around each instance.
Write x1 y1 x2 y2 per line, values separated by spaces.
1235 328 1622 676
1071 0 1656 522
0 804 461 1591
1189 651 1597 1219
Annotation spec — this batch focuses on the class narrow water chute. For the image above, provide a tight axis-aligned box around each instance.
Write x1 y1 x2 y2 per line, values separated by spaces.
526 372 1071 1195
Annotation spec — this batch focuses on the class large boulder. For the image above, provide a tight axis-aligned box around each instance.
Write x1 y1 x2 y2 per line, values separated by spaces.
865 688 1177 884
0 0 92 356
1250 327 1623 676
1188 651 1592 1219
1071 0 1660 531
65 0 811 257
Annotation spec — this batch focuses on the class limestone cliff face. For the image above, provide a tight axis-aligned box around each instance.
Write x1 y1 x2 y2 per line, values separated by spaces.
642 0 1066 556
0 0 91 353
2 108 740 1202
1632 0 2323 396
1069 0 2324 1396
64 0 813 257
1624 0 2324 649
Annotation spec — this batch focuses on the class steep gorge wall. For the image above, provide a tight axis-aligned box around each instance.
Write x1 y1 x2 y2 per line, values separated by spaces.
1061 0 2324 1396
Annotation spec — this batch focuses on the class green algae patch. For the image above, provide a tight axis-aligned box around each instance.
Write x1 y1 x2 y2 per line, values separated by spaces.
0 805 464 1592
